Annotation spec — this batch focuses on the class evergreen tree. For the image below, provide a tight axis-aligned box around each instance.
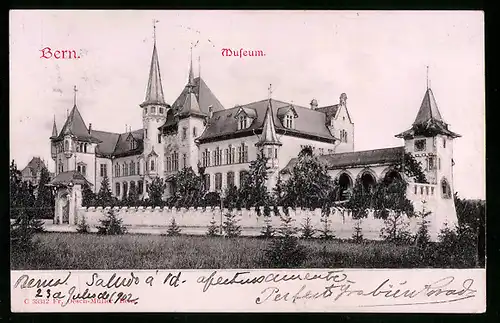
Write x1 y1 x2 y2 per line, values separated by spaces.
82 183 96 207
10 160 23 219
300 217 316 239
351 219 364 243
239 151 270 209
11 180 45 252
126 184 140 206
166 218 182 236
345 178 371 220
148 177 166 206
76 215 90 233
415 201 431 248
96 174 113 206
263 214 306 268
35 167 55 219
222 213 241 238
318 215 334 240
206 218 219 237
97 209 127 235
260 216 275 238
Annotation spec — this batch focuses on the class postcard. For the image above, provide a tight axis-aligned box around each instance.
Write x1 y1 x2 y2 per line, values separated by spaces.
9 10 486 313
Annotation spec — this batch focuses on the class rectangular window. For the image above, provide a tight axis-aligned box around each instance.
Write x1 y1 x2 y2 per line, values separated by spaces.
183 153 187 168
237 146 242 163
215 173 222 191
100 164 106 177
182 127 187 140
227 171 235 187
212 151 217 166
239 171 248 187
193 127 197 137
201 152 206 167
431 187 434 195
268 147 273 158
443 138 446 148
116 183 120 196
428 157 435 170
414 185 417 194
426 186 429 195
137 162 140 175
158 133 162 144
159 107 164 114
420 187 424 195
225 148 229 165
204 174 211 191
138 180 143 194
145 129 148 139
275 148 278 158
243 145 248 162
438 158 441 170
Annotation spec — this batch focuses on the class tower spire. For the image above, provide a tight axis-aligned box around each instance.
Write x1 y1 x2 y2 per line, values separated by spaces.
257 96 281 147
426 65 429 89
141 21 166 107
188 44 194 86
51 115 58 137
73 85 78 106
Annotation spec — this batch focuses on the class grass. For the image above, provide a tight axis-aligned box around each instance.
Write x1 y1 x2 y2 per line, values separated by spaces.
10 232 476 270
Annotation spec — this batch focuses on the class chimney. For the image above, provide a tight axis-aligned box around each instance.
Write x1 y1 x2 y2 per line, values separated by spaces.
310 99 318 110
340 93 347 106
88 123 92 134
208 105 213 118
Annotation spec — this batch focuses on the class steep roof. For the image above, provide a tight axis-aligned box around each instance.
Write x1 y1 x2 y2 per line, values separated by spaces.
53 105 101 143
177 84 207 119
396 88 460 139
171 77 225 114
282 146 405 173
198 99 336 143
48 170 92 187
256 100 281 146
21 157 47 174
141 43 167 107
315 104 340 124
112 129 144 157
91 130 121 156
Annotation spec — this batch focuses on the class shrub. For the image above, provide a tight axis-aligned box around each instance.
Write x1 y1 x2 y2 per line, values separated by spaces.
97 209 126 235
436 223 477 268
206 218 220 237
166 218 182 236
222 213 241 238
300 217 316 239
260 216 275 238
76 215 90 234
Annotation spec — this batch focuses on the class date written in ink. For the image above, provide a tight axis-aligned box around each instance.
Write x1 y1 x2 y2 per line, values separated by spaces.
40 47 81 59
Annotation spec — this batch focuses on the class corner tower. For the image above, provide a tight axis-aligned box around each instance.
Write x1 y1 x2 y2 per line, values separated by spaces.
140 30 168 186
396 86 461 237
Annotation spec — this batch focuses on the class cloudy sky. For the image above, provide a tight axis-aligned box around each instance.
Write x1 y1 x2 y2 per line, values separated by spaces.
9 10 484 199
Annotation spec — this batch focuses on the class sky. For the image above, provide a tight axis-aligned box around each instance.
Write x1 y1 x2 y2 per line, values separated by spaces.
9 10 485 199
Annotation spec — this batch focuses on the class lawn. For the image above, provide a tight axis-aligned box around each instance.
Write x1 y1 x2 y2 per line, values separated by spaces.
10 232 476 270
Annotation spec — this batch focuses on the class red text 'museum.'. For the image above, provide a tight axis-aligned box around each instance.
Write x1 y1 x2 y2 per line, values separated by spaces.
221 48 265 57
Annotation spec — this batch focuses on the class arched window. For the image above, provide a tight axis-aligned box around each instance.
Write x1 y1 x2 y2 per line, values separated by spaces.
338 173 353 200
360 172 376 193
130 161 135 175
64 140 69 151
441 178 451 199
150 159 155 171
122 164 126 177
84 143 88 153
76 143 81 152
383 170 402 186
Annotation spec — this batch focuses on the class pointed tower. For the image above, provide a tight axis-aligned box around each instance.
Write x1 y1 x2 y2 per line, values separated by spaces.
140 27 168 186
50 116 58 160
177 50 207 174
396 85 461 240
255 98 282 192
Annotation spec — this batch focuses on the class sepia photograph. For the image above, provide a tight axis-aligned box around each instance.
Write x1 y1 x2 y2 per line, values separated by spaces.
9 10 485 312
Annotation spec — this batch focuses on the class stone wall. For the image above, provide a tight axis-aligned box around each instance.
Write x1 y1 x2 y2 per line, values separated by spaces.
76 206 421 240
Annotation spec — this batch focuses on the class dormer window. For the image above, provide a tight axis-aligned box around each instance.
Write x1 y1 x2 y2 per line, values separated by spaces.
238 115 248 130
285 115 293 128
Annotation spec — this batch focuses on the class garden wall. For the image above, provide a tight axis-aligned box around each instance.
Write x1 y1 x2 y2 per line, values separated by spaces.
76 206 421 240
